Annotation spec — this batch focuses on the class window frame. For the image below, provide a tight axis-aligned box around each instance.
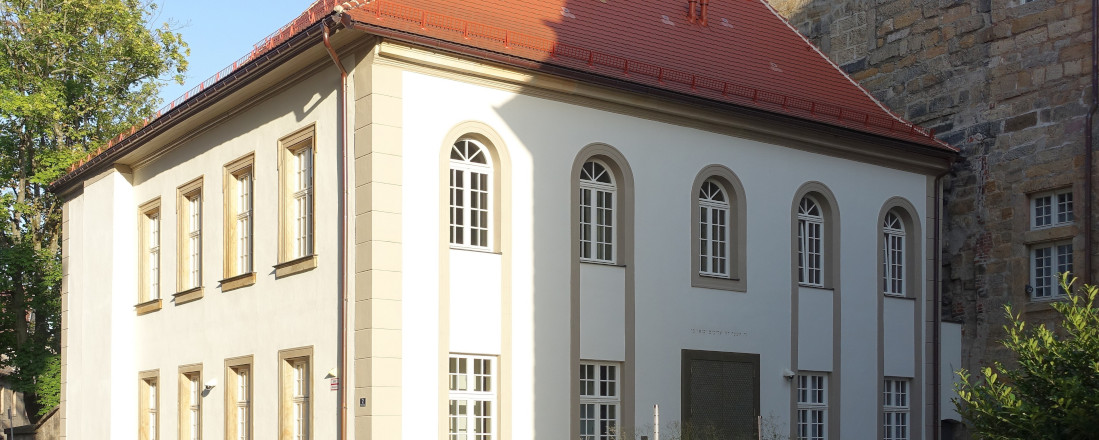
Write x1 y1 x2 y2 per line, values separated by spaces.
1030 240 1073 300
448 139 494 251
138 198 163 312
579 361 621 440
178 364 202 440
579 159 617 264
796 373 828 440
139 369 159 440
690 167 748 292
225 355 253 440
276 126 318 277
223 154 256 290
883 378 910 440
175 178 205 304
882 212 906 297
1030 188 1074 229
698 180 731 278
278 347 312 440
797 196 825 288
448 354 497 440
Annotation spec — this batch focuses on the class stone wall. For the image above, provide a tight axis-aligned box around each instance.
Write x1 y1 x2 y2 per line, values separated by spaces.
771 0 1097 405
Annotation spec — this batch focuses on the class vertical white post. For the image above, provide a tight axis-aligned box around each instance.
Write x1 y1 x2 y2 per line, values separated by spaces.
757 415 762 440
653 404 659 440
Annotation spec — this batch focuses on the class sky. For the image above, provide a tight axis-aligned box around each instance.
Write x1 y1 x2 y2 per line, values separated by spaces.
153 0 317 107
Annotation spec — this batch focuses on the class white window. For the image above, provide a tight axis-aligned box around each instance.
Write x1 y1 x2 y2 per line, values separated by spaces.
797 197 824 287
186 194 202 289
449 140 492 249
1032 189 1073 229
147 211 160 300
235 172 253 275
580 362 620 440
293 148 314 258
797 373 827 440
292 360 309 440
229 366 250 440
883 378 909 440
883 212 905 296
1031 241 1072 299
185 373 201 440
699 180 730 277
580 160 615 263
448 355 496 440
140 375 159 440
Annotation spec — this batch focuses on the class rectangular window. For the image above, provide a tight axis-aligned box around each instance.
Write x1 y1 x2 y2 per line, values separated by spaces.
177 178 203 292
279 128 315 265
139 199 162 303
883 378 910 440
279 347 312 440
224 154 255 279
1031 241 1073 299
798 218 823 287
179 365 202 440
699 203 729 277
580 361 620 440
139 371 159 440
226 356 252 440
1032 189 1073 229
449 354 496 440
797 373 827 440
580 187 615 263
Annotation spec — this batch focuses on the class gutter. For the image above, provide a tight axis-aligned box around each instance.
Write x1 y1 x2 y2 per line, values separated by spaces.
322 15 351 440
932 168 949 440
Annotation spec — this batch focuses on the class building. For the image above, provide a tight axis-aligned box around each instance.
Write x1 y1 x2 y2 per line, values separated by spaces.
50 0 962 438
769 0 1098 428
0 366 31 440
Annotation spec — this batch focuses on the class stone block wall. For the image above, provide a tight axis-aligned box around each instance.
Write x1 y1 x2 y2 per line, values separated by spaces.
770 0 1097 402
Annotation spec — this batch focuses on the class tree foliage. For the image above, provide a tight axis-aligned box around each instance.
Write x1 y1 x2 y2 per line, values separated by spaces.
954 275 1099 439
0 0 187 418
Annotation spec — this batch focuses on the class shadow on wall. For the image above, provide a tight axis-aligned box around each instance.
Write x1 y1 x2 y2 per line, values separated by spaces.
765 0 872 73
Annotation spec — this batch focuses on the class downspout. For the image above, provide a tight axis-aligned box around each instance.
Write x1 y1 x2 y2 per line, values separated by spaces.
932 167 950 440
1085 0 1097 285
323 13 350 440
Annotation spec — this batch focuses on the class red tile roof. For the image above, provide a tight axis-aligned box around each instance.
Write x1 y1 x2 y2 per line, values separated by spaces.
342 0 955 151
54 0 955 187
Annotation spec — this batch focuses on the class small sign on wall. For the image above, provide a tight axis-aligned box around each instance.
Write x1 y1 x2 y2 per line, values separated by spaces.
330 378 339 391
360 398 367 407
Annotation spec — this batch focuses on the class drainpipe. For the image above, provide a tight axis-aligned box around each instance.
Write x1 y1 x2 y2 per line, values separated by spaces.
932 167 950 440
1085 0 1097 285
323 14 350 440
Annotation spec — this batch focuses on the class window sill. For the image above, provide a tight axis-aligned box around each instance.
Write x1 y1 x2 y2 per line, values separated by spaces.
275 255 318 279
1023 224 1076 244
692 273 746 292
173 287 204 305
220 272 256 292
449 245 499 255
884 294 915 301
1026 296 1068 313
135 298 163 315
580 259 621 267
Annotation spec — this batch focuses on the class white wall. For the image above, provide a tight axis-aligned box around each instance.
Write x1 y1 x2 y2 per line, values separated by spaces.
399 69 932 438
65 63 344 440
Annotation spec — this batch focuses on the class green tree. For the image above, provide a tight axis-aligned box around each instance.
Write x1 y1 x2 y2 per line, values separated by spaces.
0 0 187 418
954 275 1099 439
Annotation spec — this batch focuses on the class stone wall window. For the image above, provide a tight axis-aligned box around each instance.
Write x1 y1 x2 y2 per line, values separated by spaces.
1031 241 1072 299
1031 189 1073 229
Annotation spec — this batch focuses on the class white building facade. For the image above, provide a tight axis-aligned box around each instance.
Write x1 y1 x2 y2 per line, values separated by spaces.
52 1 961 439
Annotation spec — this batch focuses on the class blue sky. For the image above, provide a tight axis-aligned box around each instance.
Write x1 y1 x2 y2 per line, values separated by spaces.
154 0 315 106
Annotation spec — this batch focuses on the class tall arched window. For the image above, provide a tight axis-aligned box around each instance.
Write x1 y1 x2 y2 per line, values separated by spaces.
450 139 492 249
797 196 824 287
883 212 905 296
580 160 616 263
699 180 730 277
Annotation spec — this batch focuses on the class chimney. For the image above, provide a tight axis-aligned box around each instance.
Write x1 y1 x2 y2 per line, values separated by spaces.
699 0 709 25
687 0 699 23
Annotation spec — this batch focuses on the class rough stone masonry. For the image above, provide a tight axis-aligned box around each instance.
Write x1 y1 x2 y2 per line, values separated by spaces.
770 0 1097 409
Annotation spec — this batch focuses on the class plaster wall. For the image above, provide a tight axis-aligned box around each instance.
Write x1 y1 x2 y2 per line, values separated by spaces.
399 70 932 438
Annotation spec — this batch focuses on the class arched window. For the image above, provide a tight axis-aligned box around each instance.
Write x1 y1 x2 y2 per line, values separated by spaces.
698 180 730 277
449 139 492 249
797 196 824 287
883 212 905 296
580 160 616 263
